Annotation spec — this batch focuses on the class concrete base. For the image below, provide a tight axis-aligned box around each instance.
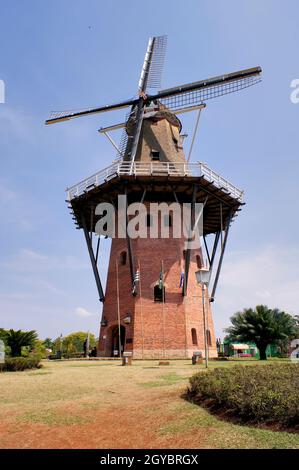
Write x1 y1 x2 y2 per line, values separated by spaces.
98 348 218 360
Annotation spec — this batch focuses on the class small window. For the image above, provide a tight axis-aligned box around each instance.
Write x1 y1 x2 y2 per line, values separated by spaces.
164 214 172 227
154 285 165 302
196 255 202 268
147 214 153 227
206 330 212 347
151 150 160 161
191 328 198 346
120 251 127 265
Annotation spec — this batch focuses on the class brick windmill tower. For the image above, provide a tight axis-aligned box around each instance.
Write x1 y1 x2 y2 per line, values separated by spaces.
46 36 261 358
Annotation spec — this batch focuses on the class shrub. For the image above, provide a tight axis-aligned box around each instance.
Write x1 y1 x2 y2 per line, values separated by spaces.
187 364 299 428
3 356 42 372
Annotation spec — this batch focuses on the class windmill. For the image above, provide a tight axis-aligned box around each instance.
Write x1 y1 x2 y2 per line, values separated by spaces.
46 36 261 359
46 35 261 166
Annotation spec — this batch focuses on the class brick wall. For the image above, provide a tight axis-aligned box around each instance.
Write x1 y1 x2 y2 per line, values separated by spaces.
98 222 217 359
98 113 217 359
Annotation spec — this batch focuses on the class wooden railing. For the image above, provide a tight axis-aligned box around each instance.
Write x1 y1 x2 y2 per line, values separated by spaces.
66 161 244 202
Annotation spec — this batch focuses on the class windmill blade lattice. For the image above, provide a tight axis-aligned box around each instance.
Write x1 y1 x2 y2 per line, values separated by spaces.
146 35 167 90
114 111 132 161
158 74 261 111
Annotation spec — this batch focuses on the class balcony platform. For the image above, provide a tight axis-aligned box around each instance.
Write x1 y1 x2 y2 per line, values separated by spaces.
66 161 244 236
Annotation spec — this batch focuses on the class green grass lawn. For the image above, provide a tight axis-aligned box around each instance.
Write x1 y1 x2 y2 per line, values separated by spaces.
0 358 298 449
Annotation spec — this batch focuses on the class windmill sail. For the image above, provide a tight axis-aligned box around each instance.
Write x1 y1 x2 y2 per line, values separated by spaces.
131 36 167 162
45 97 137 125
45 39 261 128
114 111 131 161
159 74 261 111
151 66 262 111
138 35 167 92
145 35 167 90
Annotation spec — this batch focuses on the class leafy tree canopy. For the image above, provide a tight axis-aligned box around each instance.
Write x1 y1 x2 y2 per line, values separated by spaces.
53 331 96 354
43 337 54 349
0 329 38 357
225 305 297 360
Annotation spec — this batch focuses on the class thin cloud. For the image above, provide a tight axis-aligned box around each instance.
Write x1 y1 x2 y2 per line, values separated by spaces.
0 106 37 143
0 184 17 203
0 184 36 232
1 249 89 272
75 307 93 317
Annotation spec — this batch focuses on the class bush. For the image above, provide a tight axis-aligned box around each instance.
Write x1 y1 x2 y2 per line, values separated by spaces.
187 364 299 428
2 356 42 372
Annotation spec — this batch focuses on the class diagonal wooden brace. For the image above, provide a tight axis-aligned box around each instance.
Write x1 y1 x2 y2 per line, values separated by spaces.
81 212 105 302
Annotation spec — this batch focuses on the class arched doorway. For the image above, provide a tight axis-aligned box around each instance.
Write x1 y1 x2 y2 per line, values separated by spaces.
111 325 126 357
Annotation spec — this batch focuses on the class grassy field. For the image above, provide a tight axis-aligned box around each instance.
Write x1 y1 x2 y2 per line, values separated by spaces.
0 359 298 449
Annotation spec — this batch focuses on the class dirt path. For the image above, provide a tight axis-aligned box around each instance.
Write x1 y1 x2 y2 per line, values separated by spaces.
0 360 208 448
0 389 209 449
0 360 298 449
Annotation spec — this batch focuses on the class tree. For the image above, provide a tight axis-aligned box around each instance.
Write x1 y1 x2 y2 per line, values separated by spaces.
1 329 38 357
0 329 6 341
43 338 54 349
273 309 299 357
64 332 96 353
31 340 48 358
53 331 96 355
225 305 297 360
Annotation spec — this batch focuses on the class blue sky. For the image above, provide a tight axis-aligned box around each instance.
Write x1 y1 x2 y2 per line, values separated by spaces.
0 0 298 340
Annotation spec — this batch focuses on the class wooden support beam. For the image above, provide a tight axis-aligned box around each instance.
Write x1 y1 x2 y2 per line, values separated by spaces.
95 237 100 264
203 235 211 266
90 205 94 242
81 212 105 302
183 184 197 296
124 187 136 287
209 231 221 272
210 212 232 302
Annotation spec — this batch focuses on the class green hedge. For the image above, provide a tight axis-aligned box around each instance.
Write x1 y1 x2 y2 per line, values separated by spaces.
2 356 42 372
187 364 299 428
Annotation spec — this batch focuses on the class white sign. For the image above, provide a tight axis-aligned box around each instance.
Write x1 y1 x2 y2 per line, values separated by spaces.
0 339 5 364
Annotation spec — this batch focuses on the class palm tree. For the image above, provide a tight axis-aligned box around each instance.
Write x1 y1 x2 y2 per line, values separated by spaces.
2 329 38 357
43 337 54 349
225 305 297 360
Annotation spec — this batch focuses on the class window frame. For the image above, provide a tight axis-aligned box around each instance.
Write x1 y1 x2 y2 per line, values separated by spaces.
151 150 160 161
119 251 127 266
154 284 165 302
191 328 198 346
